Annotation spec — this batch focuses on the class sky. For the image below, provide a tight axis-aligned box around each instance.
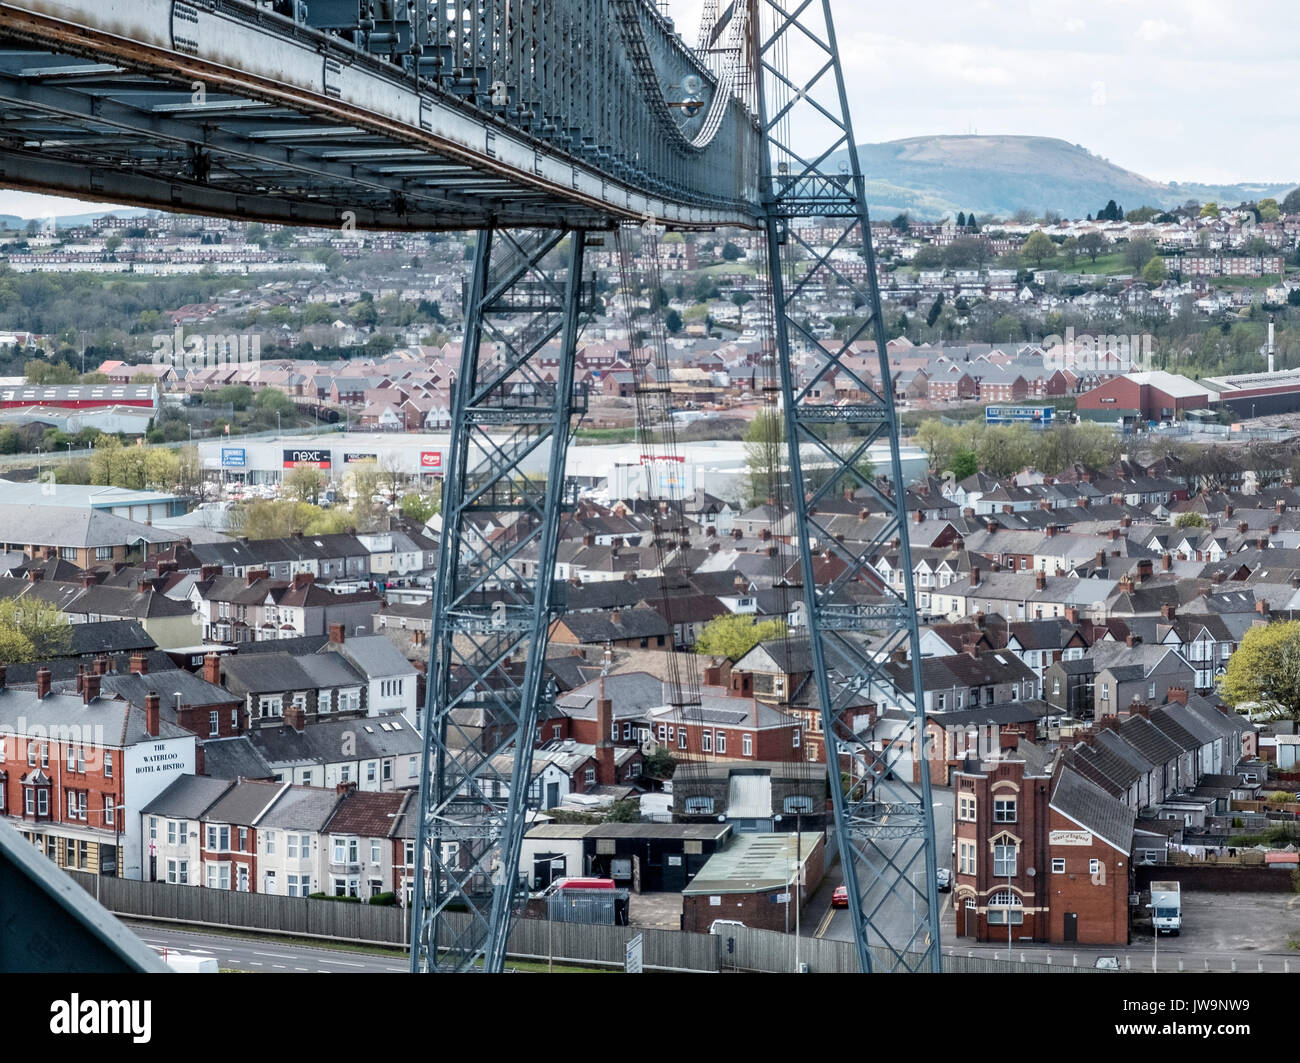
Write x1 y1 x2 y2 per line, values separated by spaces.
3 0 1298 219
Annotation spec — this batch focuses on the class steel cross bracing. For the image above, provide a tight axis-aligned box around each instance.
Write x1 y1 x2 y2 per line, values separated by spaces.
0 0 762 229
409 228 594 973
755 0 942 973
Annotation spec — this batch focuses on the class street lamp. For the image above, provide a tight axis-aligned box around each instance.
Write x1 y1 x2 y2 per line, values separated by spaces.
1145 902 1158 972
84 801 127 900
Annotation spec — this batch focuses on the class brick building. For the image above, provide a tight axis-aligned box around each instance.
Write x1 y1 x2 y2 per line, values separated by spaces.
953 739 1135 946
681 832 824 933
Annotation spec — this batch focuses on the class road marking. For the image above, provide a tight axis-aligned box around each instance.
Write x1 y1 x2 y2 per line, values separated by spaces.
249 961 263 967
253 951 295 959
295 967 308 971
814 907 835 939
319 958 366 967
273 964 287 969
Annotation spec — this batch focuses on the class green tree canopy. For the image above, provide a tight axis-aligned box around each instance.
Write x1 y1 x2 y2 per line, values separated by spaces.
0 598 72 663
694 614 788 661
1173 511 1205 528
1141 256 1168 285
1219 620 1300 721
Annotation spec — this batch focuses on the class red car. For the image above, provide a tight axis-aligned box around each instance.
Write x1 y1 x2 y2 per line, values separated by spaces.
831 885 849 909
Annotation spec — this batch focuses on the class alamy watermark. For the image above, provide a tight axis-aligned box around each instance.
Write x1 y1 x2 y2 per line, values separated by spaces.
152 326 261 369
1041 327 1154 373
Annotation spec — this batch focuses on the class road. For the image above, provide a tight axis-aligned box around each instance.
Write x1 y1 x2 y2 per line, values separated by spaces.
807 785 955 952
122 920 408 973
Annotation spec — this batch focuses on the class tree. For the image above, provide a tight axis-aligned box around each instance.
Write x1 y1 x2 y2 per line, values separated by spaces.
1259 198 1281 223
1078 232 1106 263
925 291 945 328
664 308 683 334
26 359 78 385
913 419 956 474
0 598 72 663
1141 256 1168 285
1173 511 1205 528
1288 288 1300 308
743 407 785 505
1060 236 1079 267
1219 620 1300 721
912 245 944 270
731 290 753 329
1021 231 1055 269
1098 200 1122 222
1282 188 1300 215
890 213 910 233
956 211 966 228
1124 238 1157 272
966 213 978 232
721 241 743 262
283 464 325 504
400 491 440 525
977 424 1033 477
694 614 788 661
949 448 978 480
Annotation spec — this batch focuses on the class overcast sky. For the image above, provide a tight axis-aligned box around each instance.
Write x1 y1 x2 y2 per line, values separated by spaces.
3 1 1297 219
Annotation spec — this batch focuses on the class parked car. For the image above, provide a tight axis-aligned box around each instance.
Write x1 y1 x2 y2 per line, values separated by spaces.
831 885 848 908
935 867 952 892
708 920 745 934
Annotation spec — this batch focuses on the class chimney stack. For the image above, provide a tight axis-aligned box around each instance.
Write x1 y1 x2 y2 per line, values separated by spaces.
1162 552 1172 571
285 703 306 733
1125 633 1140 648
970 566 981 587
595 693 616 785
203 652 222 686
36 667 51 699
329 623 345 644
1257 599 1270 617
129 652 148 676
1136 559 1153 583
1161 603 1176 620
1065 606 1080 624
83 672 101 703
145 691 160 735
1035 571 1047 591
1166 686 1188 705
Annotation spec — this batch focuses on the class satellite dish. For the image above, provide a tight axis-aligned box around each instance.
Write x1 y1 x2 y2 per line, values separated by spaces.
681 74 703 96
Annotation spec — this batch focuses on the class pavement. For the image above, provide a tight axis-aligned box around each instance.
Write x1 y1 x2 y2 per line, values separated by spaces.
122 920 408 973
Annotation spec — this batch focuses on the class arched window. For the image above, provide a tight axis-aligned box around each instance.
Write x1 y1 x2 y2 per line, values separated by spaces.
987 889 1023 925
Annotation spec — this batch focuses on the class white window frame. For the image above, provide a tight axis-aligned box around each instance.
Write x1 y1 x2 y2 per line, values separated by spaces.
1052 857 1065 873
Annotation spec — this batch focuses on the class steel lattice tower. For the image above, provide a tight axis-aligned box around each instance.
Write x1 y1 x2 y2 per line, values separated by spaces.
411 0 940 973
754 0 942 972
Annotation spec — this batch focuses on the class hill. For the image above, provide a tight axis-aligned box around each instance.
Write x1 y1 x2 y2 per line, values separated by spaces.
833 135 1297 221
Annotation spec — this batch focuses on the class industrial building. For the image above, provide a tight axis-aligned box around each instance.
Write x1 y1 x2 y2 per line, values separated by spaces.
1075 371 1216 426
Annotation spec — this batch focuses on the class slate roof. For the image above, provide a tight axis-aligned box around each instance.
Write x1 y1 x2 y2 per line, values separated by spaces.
198 736 275 781
203 779 287 826
245 714 421 767
1050 767 1137 854
141 775 233 818
320 635 417 678
0 687 192 746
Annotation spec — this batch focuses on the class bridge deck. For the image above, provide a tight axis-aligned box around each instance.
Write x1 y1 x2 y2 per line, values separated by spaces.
0 0 763 230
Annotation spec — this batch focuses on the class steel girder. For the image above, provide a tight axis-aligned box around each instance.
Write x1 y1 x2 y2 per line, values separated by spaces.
0 0 762 229
410 228 591 973
755 0 942 973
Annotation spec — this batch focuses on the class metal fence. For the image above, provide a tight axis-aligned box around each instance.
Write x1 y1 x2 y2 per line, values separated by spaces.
68 870 1113 973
